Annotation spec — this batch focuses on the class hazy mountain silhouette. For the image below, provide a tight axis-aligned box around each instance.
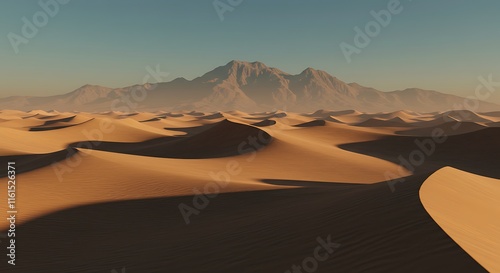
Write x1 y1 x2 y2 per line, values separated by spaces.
1 60 498 113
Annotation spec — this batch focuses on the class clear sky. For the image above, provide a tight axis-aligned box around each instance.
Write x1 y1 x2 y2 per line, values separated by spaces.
1 0 500 102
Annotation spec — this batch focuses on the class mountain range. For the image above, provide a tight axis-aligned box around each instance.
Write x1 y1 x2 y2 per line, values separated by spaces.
1 60 498 113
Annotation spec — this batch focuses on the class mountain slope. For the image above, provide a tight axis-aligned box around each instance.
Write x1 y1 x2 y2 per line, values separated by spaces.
1 60 498 113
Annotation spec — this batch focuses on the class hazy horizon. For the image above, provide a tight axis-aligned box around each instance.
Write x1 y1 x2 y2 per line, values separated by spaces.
0 59 489 99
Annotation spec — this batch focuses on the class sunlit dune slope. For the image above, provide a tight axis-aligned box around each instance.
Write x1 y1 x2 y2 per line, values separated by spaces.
420 167 500 272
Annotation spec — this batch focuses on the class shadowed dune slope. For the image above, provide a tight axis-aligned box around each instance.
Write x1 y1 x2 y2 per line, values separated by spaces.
355 118 412 128
339 127 500 179
0 175 485 273
69 119 272 159
29 118 94 131
294 119 326 127
163 123 220 135
251 119 276 127
0 148 75 177
0 110 498 272
396 121 487 136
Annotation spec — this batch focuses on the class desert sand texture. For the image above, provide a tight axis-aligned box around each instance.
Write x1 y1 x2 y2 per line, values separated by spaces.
0 109 498 272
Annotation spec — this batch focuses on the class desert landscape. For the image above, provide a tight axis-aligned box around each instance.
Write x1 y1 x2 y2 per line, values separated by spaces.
2 1 500 272
0 107 499 272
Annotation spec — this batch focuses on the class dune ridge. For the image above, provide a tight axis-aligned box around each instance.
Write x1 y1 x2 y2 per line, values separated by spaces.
0 109 498 272
420 167 500 272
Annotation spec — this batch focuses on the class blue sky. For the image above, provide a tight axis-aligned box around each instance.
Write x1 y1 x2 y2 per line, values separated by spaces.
1 0 500 102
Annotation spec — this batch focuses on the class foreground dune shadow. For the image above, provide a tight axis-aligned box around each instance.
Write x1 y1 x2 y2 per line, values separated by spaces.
2 175 485 272
339 127 500 179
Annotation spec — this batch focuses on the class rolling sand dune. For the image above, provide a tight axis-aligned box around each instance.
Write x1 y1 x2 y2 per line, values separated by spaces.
2 173 485 272
251 119 277 127
396 121 487 136
306 109 362 117
339 126 500 178
421 167 500 272
199 112 225 120
0 109 498 272
355 117 412 128
441 110 493 123
370 110 420 121
481 111 500 118
294 119 326 127
0 148 74 177
164 123 220 135
243 112 288 120
322 116 344 123
487 121 500 127
69 119 272 159
140 117 162 122
30 118 94 131
328 112 372 124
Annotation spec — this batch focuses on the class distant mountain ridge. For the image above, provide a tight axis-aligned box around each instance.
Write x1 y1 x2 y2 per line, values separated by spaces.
1 60 498 113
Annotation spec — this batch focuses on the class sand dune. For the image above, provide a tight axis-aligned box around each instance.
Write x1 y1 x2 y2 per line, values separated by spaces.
0 148 74 177
199 112 225 120
307 109 362 117
252 119 277 127
0 109 498 272
69 119 272 159
481 111 500 119
421 167 500 272
294 119 326 127
355 117 412 127
339 127 500 179
371 110 420 120
397 121 487 136
3 171 485 272
441 110 493 123
322 116 344 123
30 117 94 131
